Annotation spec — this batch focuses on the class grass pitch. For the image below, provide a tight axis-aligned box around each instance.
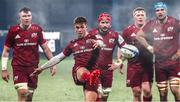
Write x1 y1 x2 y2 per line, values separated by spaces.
0 57 175 101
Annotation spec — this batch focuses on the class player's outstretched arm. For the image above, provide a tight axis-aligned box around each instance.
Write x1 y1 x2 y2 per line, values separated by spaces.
136 30 153 53
1 46 10 83
40 52 66 69
30 52 66 76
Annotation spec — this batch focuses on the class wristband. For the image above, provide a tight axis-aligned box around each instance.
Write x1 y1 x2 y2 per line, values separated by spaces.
1 57 8 70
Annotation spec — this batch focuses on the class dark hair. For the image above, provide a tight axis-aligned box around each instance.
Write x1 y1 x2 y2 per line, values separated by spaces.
19 7 31 13
73 16 87 24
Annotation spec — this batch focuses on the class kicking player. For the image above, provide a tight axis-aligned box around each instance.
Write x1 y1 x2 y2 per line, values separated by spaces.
136 2 180 101
1 7 56 102
30 16 104 102
89 12 125 101
117 7 153 101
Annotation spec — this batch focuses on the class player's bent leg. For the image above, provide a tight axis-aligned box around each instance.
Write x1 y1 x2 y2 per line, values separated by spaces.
142 82 152 102
77 67 100 101
77 67 100 85
169 77 180 101
77 67 90 82
83 78 99 102
14 83 29 102
132 86 141 102
156 81 168 101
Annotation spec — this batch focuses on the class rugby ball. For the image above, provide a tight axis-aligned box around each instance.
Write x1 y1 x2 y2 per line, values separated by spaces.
120 44 139 59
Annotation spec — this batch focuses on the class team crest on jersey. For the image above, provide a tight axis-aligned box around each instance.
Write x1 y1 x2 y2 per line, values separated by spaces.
31 33 37 38
167 26 174 32
109 38 115 43
153 28 158 33
15 34 21 39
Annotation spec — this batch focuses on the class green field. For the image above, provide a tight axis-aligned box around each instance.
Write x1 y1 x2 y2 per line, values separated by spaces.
0 58 175 101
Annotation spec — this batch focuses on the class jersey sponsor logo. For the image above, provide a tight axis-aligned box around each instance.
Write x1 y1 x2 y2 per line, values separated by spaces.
109 38 115 43
73 48 93 54
15 34 21 39
130 33 136 37
153 28 158 33
167 26 174 32
16 42 37 46
154 36 173 40
31 33 38 38
16 39 37 46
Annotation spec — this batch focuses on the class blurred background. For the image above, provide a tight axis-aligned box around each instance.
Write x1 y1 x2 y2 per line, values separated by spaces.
0 0 180 55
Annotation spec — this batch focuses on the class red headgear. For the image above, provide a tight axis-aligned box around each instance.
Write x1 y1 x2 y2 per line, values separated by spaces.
98 12 111 22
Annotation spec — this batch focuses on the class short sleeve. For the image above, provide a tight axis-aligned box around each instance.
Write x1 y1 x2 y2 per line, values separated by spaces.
63 43 72 56
38 27 46 45
5 27 14 48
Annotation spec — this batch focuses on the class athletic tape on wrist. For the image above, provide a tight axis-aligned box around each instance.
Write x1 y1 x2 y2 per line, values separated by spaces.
1 57 8 70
